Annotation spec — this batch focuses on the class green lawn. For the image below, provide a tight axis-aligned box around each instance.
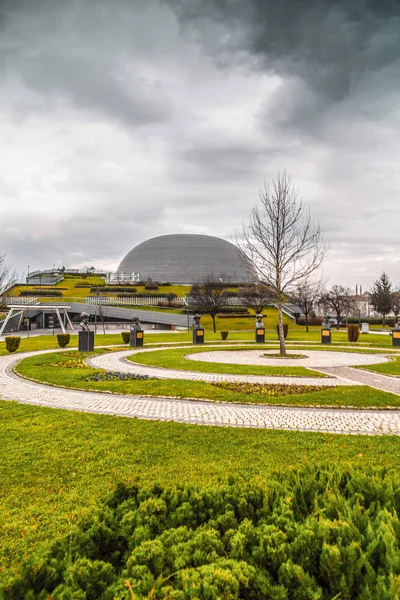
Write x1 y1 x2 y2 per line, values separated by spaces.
1 400 400 580
356 355 400 376
127 345 325 377
15 350 400 408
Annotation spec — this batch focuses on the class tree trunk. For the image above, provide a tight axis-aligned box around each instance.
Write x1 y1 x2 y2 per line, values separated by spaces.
383 314 386 327
336 312 340 330
277 300 286 356
212 314 216 333
305 313 309 332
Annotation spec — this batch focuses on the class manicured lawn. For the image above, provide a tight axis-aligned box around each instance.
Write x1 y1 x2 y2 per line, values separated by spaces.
357 356 400 376
127 346 325 377
15 350 400 408
8 275 106 302
1 400 400 580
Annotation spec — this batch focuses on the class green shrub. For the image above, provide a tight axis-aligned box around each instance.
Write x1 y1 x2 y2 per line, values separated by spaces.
220 330 229 340
276 323 288 338
348 323 360 342
121 331 130 344
4 465 400 599
5 336 20 353
144 283 159 290
57 334 70 348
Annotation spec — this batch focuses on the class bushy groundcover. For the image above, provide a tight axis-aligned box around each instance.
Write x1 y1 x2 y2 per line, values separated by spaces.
2 465 400 599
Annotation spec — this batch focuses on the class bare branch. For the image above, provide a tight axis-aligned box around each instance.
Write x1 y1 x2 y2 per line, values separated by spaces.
237 171 328 354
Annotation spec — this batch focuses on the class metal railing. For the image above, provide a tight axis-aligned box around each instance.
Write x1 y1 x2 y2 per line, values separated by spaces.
1 296 39 306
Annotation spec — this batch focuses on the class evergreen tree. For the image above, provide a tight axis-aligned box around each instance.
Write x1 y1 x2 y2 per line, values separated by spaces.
370 272 392 326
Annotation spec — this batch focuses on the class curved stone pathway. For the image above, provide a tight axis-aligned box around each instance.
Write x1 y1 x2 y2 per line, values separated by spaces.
88 348 363 387
316 366 400 395
185 349 390 368
0 348 399 435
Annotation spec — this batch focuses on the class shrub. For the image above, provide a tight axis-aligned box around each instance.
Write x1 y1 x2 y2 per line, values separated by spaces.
348 323 360 342
220 330 229 340
5 336 20 352
144 284 159 290
5 465 400 599
276 323 288 338
121 331 130 344
57 334 70 348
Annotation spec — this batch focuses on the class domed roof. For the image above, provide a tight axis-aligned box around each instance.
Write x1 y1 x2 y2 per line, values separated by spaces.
117 234 256 284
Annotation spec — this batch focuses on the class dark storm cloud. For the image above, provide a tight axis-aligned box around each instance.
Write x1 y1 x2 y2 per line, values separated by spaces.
0 0 174 126
170 0 400 130
0 0 399 287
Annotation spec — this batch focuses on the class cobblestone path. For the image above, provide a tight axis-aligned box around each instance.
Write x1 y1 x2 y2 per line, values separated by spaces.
88 349 359 387
0 348 399 434
316 366 400 395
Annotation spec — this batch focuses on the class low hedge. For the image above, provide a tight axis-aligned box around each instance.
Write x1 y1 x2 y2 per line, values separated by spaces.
57 334 71 348
276 323 289 338
348 324 360 342
19 290 63 297
121 331 130 344
5 336 20 352
3 465 400 599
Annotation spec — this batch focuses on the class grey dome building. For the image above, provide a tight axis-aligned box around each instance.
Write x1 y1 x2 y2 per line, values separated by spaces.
117 234 256 284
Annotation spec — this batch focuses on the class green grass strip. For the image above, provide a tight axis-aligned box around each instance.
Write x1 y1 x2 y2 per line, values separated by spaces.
15 350 400 408
1 400 400 580
127 346 326 377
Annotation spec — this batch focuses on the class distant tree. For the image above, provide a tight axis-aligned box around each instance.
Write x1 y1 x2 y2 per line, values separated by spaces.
238 283 273 315
0 252 17 296
370 272 392 326
291 279 324 332
391 287 400 319
321 285 354 329
189 277 226 332
237 171 326 355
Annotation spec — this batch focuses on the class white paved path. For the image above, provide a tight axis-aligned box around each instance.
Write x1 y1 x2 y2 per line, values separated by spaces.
0 348 399 435
88 349 358 387
185 349 390 368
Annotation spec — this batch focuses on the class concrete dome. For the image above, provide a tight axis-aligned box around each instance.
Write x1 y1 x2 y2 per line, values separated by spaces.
117 234 256 284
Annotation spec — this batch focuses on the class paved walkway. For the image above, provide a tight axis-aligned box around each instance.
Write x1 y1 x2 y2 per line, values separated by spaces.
0 348 399 435
87 349 359 387
185 349 390 368
316 366 400 395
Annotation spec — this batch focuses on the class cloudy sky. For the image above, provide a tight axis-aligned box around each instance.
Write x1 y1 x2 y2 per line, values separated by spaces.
1 0 400 288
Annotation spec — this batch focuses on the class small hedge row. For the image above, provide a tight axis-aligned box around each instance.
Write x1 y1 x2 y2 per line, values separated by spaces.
3 465 400 599
19 290 63 297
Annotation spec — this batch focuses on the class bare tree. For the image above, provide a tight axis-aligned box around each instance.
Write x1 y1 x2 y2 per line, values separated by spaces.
320 285 354 329
237 171 326 355
238 283 274 315
291 279 324 332
0 252 17 296
189 277 226 333
391 287 400 318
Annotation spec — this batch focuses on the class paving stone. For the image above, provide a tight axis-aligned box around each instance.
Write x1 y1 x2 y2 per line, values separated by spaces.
0 347 399 435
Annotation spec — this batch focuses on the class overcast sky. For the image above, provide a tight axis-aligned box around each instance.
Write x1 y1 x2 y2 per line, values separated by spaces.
1 0 400 288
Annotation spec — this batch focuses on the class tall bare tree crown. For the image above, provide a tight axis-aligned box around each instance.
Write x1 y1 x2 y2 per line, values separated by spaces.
238 172 325 295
